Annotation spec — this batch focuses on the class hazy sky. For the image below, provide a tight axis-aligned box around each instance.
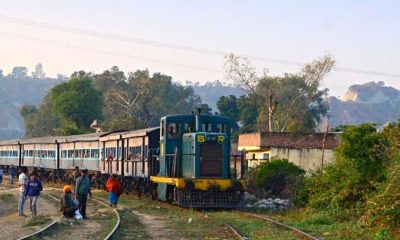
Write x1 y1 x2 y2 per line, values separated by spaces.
0 0 399 97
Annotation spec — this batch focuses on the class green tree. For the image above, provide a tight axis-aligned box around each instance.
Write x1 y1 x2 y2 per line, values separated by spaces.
223 54 334 133
11 66 28 78
32 63 45 79
51 72 102 133
307 124 391 209
217 95 240 123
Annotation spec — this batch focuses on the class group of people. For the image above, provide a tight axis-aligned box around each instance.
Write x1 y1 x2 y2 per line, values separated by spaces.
0 165 123 219
60 168 123 219
0 165 17 185
18 167 43 217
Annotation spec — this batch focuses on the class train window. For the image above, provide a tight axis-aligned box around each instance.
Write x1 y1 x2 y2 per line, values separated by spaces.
29 150 33 157
168 123 180 139
68 150 74 158
161 120 165 137
61 150 67 158
144 145 148 159
184 122 195 133
118 147 122 160
217 124 226 133
202 123 212 132
129 146 142 160
91 149 99 158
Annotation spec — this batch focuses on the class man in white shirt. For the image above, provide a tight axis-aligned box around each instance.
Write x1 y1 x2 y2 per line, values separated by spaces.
18 167 29 217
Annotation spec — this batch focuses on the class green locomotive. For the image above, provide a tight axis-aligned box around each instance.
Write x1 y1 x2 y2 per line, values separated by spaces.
151 110 245 208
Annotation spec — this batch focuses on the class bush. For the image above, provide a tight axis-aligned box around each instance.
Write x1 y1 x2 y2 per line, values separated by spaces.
254 158 305 200
307 124 391 210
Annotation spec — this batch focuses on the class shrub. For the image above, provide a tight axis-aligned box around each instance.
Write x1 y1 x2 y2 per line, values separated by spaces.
255 158 305 199
307 124 391 210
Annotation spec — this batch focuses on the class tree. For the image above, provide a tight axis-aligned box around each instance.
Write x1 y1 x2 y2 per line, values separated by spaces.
32 63 45 78
11 66 28 78
197 103 212 115
217 95 240 129
51 72 102 133
224 54 260 94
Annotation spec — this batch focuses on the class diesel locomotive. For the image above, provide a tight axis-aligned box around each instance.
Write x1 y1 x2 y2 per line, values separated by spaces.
0 112 245 208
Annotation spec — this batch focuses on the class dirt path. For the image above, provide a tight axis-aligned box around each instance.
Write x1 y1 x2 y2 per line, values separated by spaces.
131 210 185 240
0 191 59 240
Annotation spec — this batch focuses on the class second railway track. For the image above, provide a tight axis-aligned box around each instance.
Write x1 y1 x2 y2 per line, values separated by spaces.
0 187 120 240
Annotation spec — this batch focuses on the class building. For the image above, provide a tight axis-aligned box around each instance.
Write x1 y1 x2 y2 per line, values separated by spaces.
238 132 340 171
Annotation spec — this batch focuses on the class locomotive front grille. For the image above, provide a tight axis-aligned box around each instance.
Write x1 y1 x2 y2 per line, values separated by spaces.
200 142 223 177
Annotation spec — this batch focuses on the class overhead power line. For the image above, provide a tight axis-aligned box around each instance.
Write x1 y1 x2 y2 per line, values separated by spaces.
0 14 399 79
1 32 222 73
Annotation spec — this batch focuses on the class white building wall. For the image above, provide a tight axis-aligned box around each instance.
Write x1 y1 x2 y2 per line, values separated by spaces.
270 147 336 171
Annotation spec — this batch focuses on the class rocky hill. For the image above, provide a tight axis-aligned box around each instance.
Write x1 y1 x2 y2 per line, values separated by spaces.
328 81 400 127
0 76 60 140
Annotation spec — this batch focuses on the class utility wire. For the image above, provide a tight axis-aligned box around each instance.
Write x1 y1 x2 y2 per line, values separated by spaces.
0 14 399 78
1 32 223 73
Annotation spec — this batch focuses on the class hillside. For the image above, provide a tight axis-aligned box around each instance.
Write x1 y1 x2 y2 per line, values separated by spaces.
187 80 244 112
0 76 60 140
328 81 400 127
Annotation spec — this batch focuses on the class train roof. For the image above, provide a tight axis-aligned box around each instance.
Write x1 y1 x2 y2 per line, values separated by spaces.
100 127 160 141
0 139 21 146
17 132 113 144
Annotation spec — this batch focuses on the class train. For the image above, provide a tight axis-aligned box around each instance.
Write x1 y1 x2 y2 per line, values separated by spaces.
0 111 246 208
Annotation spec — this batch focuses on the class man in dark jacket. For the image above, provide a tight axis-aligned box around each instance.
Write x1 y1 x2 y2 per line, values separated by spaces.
24 172 43 217
9 165 17 185
75 169 92 219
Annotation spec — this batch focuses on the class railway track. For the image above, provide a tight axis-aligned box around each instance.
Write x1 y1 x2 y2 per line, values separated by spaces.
235 211 320 240
44 188 120 240
0 187 120 240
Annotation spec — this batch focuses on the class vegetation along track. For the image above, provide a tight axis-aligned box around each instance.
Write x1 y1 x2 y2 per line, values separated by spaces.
235 211 320 240
44 187 120 240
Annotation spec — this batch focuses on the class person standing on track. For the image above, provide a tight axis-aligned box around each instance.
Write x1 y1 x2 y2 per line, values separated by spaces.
24 172 43 218
0 167 3 185
105 174 123 208
18 167 29 216
72 166 80 184
75 169 92 219
8 165 16 185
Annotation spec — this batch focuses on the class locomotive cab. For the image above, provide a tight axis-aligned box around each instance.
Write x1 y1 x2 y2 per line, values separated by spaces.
151 112 245 208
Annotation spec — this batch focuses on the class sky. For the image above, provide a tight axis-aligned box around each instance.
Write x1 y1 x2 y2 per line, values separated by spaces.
0 0 399 97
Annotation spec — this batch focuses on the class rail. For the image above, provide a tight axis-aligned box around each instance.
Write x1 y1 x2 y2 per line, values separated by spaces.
236 211 320 240
45 187 120 240
0 188 59 240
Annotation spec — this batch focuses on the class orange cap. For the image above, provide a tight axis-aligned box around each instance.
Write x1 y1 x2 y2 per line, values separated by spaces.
63 185 72 193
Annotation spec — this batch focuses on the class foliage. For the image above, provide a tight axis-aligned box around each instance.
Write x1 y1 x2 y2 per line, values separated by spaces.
248 159 305 200
51 72 102 134
20 66 205 136
222 54 334 133
307 124 391 210
216 95 240 128
11 66 28 78
32 63 45 79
